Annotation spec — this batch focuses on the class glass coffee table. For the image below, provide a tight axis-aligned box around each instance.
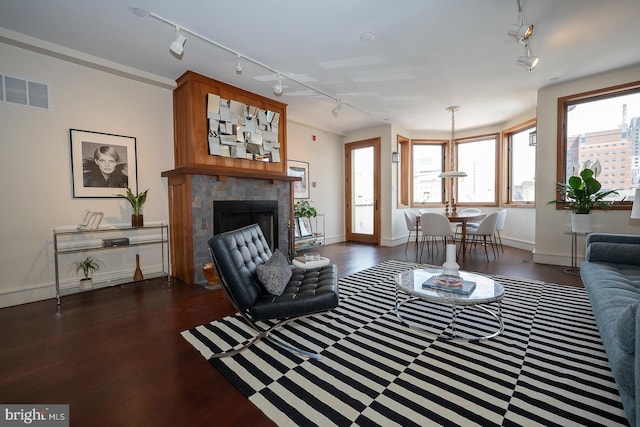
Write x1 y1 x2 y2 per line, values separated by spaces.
395 268 505 341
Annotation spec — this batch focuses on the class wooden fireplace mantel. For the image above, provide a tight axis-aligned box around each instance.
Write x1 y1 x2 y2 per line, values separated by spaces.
161 165 301 183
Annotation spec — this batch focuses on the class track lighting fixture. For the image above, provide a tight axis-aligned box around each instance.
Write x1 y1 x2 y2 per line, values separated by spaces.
142 11 369 116
273 73 283 95
332 99 342 117
169 26 186 55
508 0 534 43
517 42 539 71
235 54 242 74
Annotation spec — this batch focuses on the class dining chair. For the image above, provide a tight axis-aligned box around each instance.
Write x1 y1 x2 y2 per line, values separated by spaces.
453 207 482 240
403 211 421 253
466 211 500 261
419 212 455 262
495 209 507 253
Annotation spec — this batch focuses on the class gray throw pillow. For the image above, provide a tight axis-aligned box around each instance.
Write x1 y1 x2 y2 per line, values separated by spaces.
617 302 638 354
256 249 292 296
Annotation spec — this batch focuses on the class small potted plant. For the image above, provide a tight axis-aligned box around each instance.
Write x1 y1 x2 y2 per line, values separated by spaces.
294 200 317 219
72 256 103 290
120 186 149 227
548 160 620 232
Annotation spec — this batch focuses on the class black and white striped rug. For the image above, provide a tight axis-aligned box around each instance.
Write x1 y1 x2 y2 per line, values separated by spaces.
182 260 629 426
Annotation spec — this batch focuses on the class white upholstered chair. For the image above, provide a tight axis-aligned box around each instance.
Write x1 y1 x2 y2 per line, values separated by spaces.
420 212 455 262
453 207 482 240
403 211 421 253
495 209 507 253
466 211 500 261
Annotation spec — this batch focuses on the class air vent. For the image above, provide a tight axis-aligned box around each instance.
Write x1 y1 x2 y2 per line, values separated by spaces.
1 74 50 110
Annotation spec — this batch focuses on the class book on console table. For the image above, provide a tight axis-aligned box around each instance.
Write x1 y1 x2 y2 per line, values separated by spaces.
422 275 476 295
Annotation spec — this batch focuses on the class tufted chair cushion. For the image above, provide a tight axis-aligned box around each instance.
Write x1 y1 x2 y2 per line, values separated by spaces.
251 264 339 321
208 224 272 310
208 224 339 321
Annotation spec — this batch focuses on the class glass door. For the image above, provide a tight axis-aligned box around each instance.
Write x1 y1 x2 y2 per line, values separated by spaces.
345 138 380 244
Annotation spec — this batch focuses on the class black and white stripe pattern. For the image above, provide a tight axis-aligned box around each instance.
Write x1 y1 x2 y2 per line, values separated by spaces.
181 260 628 426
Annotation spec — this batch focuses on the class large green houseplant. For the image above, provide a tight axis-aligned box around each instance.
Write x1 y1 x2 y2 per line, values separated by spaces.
549 160 620 232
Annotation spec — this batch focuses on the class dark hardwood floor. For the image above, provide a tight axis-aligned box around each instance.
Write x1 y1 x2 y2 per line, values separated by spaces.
0 241 581 426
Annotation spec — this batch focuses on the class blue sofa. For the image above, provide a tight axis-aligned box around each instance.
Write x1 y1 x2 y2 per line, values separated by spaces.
580 233 640 427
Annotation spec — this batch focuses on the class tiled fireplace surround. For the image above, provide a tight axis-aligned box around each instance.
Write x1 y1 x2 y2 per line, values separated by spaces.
189 174 292 284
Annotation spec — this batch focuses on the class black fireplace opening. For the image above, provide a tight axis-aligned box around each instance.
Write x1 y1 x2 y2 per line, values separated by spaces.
213 200 279 251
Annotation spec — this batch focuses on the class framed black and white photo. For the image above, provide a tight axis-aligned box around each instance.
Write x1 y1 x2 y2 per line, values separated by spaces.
70 129 137 198
287 160 309 199
297 217 313 237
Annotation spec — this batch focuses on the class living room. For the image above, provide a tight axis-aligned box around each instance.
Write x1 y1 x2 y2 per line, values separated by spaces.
1 1 639 308
1 1 640 425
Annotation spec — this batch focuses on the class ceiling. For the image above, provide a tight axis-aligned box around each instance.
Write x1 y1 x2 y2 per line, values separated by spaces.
1 0 639 135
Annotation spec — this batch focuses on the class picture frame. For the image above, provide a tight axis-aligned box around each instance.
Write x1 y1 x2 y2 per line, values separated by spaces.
287 160 309 199
297 217 313 237
70 129 137 198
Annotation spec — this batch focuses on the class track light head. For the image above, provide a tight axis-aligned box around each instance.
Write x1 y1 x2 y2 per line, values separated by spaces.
170 26 186 55
273 73 283 95
517 54 539 71
235 54 242 74
508 23 534 41
332 99 343 117
517 43 539 71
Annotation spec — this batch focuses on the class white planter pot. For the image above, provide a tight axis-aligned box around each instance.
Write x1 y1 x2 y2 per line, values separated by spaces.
571 213 592 233
79 278 93 290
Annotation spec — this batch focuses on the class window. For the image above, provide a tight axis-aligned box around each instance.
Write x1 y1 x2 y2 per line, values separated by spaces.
457 135 498 204
504 120 536 204
412 140 445 205
396 135 410 207
558 81 640 208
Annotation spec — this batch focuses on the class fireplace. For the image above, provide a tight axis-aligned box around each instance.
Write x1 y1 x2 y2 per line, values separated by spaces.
213 200 279 251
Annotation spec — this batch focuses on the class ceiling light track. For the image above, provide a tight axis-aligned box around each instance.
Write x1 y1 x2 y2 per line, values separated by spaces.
146 11 368 117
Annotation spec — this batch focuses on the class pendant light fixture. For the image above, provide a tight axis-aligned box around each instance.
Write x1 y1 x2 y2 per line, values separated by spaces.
439 106 467 179
439 106 466 214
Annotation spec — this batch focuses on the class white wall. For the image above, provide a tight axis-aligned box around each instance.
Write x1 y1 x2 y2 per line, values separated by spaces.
287 121 345 244
534 63 640 266
0 41 174 307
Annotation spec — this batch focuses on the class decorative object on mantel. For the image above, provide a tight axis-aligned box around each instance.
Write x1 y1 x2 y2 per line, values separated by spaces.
548 160 621 233
72 256 103 290
133 254 144 281
206 93 281 162
439 106 467 214
119 186 149 227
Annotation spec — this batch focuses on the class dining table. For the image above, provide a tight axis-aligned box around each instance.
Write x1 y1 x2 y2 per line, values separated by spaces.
416 210 486 265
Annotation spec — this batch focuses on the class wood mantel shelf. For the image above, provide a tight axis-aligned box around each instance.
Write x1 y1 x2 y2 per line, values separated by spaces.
161 166 301 182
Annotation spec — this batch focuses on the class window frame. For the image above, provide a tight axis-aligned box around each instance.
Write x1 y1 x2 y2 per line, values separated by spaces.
556 80 640 211
503 118 537 207
410 139 447 208
455 133 500 207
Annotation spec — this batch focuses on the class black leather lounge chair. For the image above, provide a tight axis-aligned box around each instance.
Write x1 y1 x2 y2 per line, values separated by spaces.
207 223 339 359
